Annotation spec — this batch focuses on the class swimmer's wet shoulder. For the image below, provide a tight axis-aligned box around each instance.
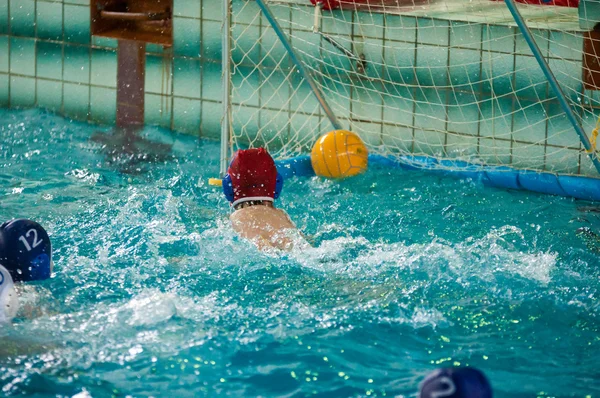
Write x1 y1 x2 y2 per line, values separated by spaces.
230 201 299 251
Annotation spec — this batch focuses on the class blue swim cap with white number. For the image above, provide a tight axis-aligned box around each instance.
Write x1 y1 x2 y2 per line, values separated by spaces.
0 219 52 282
419 367 492 398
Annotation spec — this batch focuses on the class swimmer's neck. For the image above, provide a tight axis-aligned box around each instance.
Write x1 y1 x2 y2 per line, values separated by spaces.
233 200 275 211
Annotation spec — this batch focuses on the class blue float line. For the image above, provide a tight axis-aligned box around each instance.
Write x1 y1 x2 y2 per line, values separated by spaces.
504 0 600 175
254 0 343 131
276 155 600 202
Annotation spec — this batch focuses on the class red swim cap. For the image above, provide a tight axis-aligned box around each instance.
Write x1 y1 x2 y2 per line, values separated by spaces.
228 148 278 207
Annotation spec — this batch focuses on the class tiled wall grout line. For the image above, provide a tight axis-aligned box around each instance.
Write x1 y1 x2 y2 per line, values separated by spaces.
317 9 324 139
286 5 292 145
7 0 10 107
410 16 418 153
37 0 84 5
476 23 484 159
575 34 585 175
379 14 387 147
542 33 551 172
168 1 181 132
87 30 91 123
199 0 206 136
6 0 12 108
60 0 65 115
5 30 584 63
257 9 264 142
169 44 175 131
33 0 37 106
509 28 517 166
349 10 355 135
443 19 451 156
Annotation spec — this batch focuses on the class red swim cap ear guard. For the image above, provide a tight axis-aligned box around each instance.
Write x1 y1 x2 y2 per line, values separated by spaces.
227 148 279 207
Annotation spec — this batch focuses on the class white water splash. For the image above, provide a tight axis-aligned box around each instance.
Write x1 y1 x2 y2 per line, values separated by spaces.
291 225 556 285
383 307 450 329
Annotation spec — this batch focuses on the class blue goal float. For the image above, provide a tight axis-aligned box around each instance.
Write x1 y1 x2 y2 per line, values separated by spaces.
276 154 600 202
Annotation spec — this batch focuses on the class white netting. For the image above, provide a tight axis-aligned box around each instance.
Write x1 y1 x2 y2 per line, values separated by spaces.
227 0 600 176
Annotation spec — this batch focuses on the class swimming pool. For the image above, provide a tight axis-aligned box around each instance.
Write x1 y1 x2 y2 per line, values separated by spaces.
0 108 599 397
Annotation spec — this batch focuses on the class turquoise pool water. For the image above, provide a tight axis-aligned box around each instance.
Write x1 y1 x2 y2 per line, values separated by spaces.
0 108 599 397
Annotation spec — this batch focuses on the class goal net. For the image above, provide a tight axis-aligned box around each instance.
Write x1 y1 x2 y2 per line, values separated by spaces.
225 0 600 177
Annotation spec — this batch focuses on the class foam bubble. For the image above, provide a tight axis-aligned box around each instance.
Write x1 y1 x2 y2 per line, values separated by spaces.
383 307 450 329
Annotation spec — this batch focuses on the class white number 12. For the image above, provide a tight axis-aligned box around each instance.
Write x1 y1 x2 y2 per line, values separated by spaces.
18 229 43 252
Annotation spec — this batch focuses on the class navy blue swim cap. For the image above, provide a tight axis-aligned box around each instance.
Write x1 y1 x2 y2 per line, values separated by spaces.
0 219 52 282
419 367 492 398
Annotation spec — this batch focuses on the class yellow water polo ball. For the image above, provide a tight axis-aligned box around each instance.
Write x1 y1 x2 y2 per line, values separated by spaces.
310 130 368 179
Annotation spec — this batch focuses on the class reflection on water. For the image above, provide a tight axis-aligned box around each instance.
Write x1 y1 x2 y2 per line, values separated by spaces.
91 127 174 174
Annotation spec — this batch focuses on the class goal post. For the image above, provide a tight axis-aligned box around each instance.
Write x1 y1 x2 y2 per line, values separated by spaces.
223 0 600 179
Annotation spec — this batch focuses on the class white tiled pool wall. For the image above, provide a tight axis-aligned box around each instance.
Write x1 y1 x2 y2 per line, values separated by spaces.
1 0 599 175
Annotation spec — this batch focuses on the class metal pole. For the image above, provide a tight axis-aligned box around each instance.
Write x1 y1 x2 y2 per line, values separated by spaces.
255 0 343 131
220 0 232 177
504 0 600 174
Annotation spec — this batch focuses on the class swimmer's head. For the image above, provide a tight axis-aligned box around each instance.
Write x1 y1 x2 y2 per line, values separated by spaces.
419 367 492 398
0 219 52 282
224 148 283 207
